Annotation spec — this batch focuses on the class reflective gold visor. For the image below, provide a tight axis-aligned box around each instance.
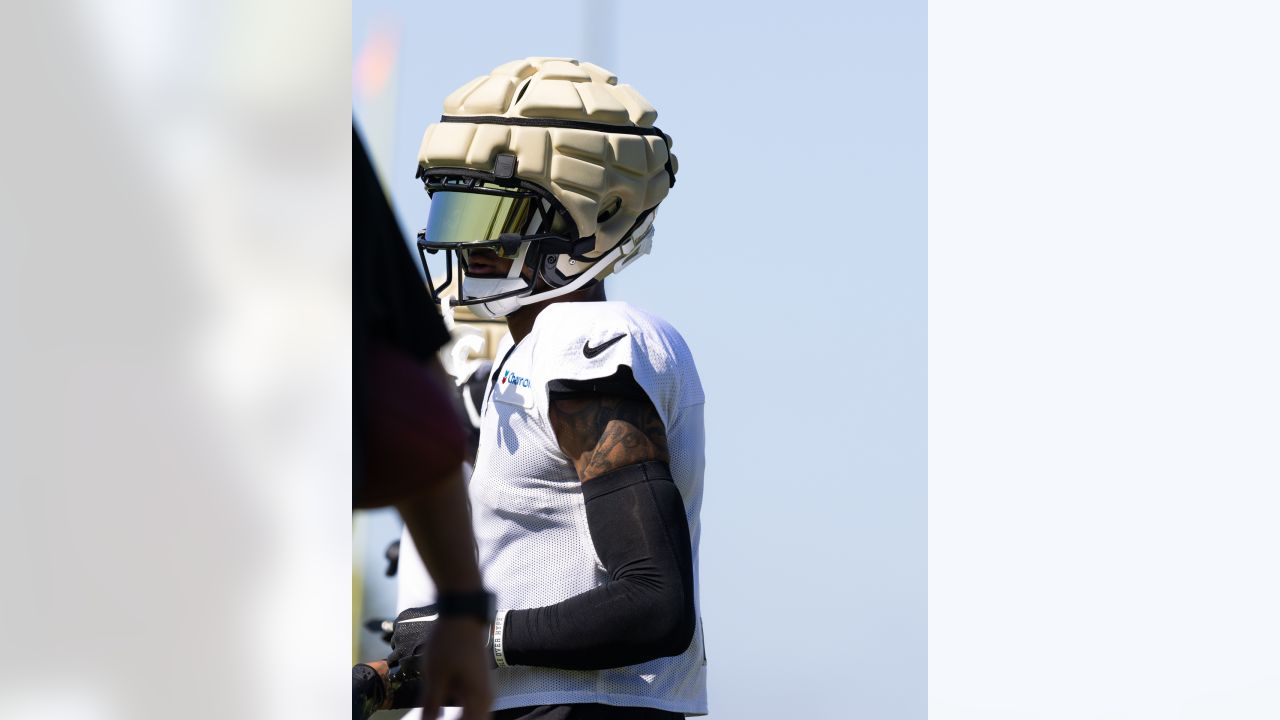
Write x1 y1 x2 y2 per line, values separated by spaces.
423 191 538 257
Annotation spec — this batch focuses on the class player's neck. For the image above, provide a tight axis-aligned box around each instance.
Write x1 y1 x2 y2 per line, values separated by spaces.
506 283 607 343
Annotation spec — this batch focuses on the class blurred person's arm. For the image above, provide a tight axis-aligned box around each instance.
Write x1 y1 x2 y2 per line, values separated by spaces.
391 355 481 594
354 350 492 720
354 452 492 720
395 475 491 720
354 125 492 719
391 362 489 719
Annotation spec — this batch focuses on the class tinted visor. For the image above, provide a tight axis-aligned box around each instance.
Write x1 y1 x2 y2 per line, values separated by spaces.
423 190 539 258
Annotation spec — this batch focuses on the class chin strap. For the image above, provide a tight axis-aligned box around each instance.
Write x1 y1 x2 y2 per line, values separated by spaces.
612 225 655 275
454 224 657 319
512 225 657 310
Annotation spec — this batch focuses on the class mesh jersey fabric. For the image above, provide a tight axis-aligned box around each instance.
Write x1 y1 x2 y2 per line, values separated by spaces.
471 301 707 715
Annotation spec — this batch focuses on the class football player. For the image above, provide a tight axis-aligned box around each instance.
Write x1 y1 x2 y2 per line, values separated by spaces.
385 58 708 719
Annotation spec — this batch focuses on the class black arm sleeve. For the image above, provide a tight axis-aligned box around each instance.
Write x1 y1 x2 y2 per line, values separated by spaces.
502 461 696 670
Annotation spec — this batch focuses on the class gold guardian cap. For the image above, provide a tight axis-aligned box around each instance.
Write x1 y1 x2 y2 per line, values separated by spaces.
416 58 677 319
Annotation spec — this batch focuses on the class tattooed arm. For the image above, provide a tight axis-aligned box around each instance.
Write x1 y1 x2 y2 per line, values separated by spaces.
494 371 697 670
549 392 670 481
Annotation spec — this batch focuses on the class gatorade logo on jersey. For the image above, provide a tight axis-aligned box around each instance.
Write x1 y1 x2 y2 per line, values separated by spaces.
494 367 535 408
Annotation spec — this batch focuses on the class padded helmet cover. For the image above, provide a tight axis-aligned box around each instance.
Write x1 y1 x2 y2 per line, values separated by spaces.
418 58 676 285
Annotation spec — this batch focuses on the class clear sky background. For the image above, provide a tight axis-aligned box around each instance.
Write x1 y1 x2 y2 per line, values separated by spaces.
353 2 927 717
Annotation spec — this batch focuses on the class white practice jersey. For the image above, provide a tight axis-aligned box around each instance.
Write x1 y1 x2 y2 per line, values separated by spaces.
472 301 707 715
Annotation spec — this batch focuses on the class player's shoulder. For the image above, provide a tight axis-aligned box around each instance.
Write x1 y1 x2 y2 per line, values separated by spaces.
533 301 703 408
537 301 687 347
530 301 697 381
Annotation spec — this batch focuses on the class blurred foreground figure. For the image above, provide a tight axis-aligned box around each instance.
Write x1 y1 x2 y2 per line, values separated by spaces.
370 357 495 720
352 126 494 720
378 58 709 719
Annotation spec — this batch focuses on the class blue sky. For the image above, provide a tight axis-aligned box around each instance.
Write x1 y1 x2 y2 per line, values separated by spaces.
353 2 926 716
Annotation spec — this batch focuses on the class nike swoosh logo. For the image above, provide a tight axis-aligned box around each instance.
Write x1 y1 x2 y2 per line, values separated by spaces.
397 614 439 624
583 333 627 359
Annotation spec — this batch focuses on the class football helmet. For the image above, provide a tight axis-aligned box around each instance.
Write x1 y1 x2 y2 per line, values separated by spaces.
416 57 677 319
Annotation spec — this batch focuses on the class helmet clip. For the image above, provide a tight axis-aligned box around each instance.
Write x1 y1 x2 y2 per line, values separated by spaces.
493 153 518 179
570 237 594 259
